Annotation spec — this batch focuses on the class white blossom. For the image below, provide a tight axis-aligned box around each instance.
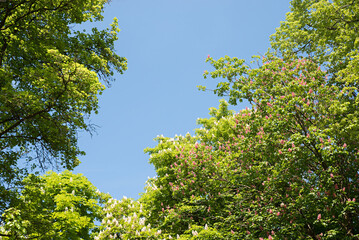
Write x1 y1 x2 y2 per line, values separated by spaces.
139 217 145 225
192 230 198 236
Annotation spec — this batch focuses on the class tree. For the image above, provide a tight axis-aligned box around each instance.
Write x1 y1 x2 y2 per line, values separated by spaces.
0 0 127 213
271 0 359 73
95 197 161 240
0 171 109 239
98 0 359 239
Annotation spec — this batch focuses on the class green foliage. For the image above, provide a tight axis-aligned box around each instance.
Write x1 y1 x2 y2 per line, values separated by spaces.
271 0 359 73
0 0 126 213
0 171 109 239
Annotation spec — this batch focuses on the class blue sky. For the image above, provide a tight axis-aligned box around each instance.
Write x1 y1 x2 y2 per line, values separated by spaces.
74 0 291 199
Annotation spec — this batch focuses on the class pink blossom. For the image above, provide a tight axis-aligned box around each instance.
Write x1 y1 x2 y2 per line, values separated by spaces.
207 54 210 58
317 214 321 220
309 89 313 94
292 92 295 97
343 143 347 148
268 235 273 240
288 148 292 152
278 150 282 154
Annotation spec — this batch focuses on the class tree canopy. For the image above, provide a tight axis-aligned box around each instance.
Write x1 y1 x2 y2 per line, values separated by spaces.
0 0 127 213
0 171 109 239
97 0 359 239
2 0 359 239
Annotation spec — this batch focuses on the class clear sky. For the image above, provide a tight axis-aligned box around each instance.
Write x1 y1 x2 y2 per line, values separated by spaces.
74 0 292 199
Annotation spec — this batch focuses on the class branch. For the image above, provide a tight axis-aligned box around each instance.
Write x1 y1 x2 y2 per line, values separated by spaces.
0 0 70 31
0 106 52 138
